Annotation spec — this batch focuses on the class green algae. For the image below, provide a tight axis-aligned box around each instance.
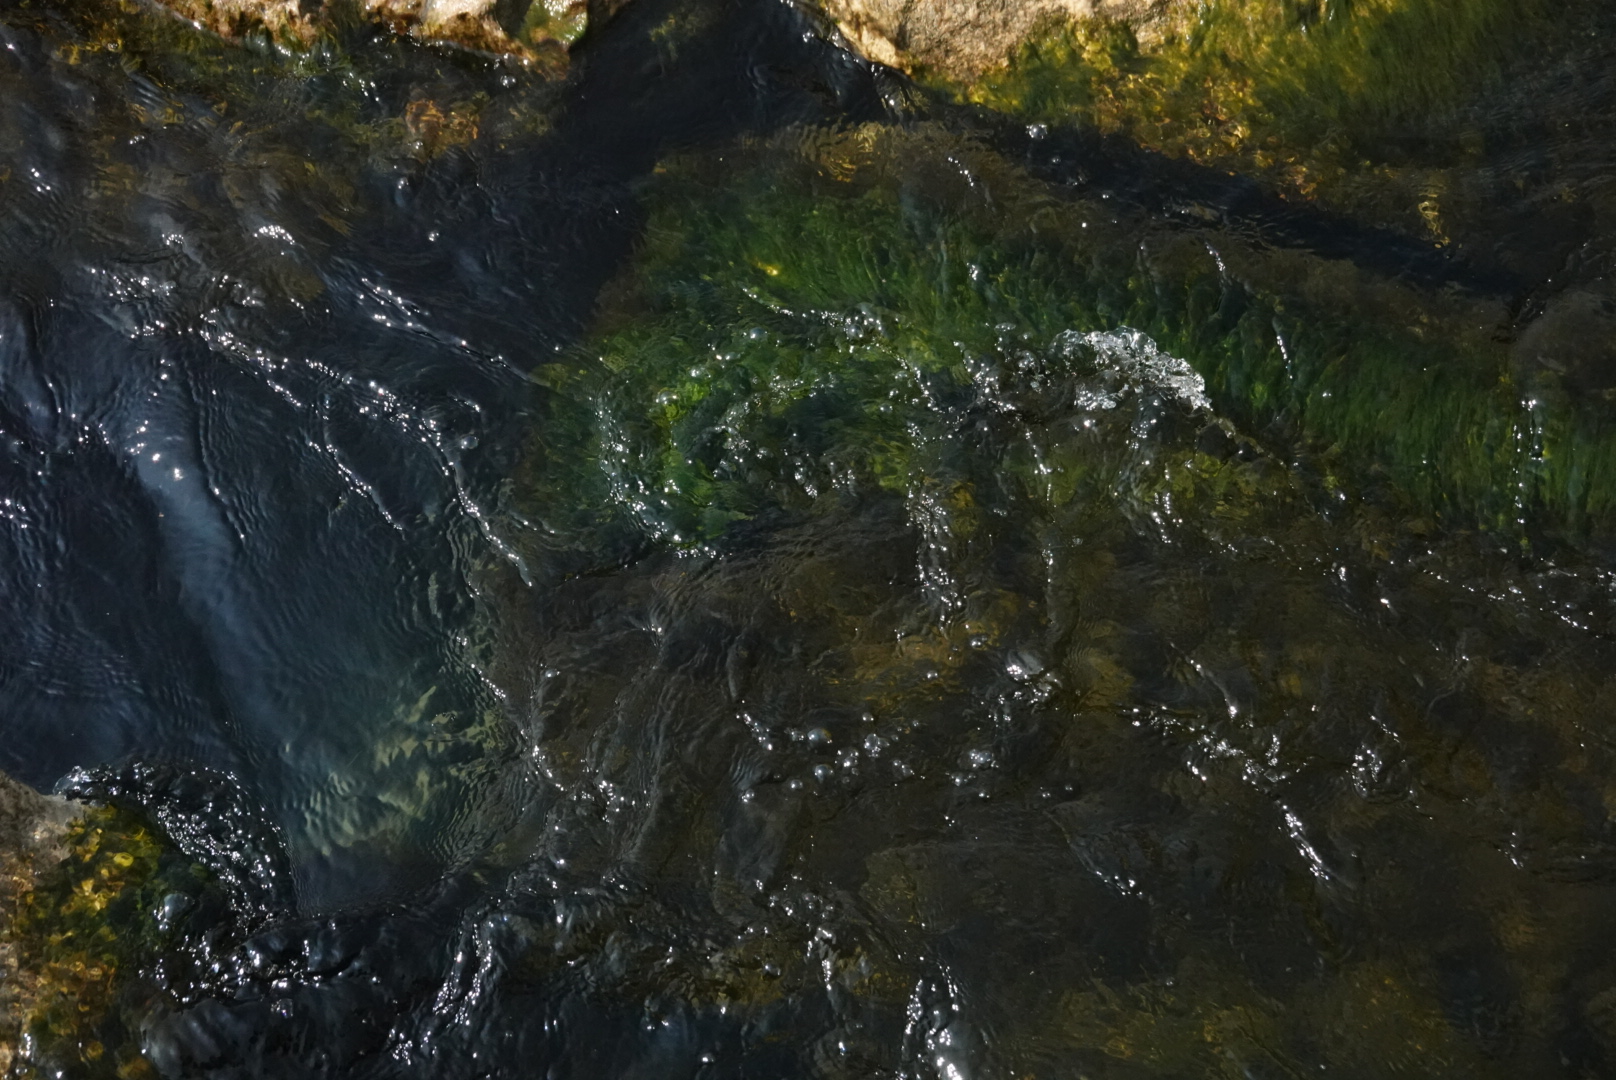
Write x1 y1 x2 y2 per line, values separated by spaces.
521 125 1616 556
0 805 208 1080
494 114 1616 1063
963 0 1577 231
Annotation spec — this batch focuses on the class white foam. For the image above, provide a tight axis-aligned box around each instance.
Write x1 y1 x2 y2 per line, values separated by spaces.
1056 326 1211 413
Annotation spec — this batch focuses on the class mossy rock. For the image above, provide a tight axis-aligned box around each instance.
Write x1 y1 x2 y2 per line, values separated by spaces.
0 796 211 1079
819 0 1616 292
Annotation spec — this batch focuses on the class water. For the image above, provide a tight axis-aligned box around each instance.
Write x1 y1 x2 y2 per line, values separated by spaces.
5 0 1616 1075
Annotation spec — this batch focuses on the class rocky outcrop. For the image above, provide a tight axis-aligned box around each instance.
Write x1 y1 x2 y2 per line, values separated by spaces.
0 771 83 1074
818 0 1176 82
154 0 593 60
0 773 189 1078
0 769 81 888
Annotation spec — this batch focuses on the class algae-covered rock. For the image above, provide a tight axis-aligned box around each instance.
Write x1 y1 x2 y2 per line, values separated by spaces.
959 0 1564 210
153 0 593 60
817 0 1175 82
0 772 213 1079
520 123 1616 548
819 0 1616 293
497 117 1616 1073
0 771 83 1071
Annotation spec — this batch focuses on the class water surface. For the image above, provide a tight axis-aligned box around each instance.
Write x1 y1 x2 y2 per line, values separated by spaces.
5 0 1616 1075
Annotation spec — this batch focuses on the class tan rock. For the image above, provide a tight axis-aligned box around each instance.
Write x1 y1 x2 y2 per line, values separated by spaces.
365 0 583 56
0 769 82 1065
153 0 322 44
154 0 591 60
818 0 1175 82
0 768 80 874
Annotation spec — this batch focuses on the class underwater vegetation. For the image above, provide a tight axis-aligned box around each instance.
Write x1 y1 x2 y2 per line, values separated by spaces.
482 48 1616 1065
492 125 1616 1077
5 0 1616 1070
521 123 1616 558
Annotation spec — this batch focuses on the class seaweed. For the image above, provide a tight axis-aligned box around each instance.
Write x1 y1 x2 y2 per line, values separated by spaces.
519 125 1616 560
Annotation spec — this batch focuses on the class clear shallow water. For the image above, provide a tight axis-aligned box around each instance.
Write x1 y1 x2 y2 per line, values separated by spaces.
6 0 1616 1075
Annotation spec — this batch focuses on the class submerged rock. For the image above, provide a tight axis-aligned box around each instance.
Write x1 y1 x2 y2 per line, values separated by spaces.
1514 281 1616 395
486 121 1616 1077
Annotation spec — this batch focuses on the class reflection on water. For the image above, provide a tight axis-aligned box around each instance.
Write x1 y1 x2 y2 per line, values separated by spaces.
5 0 1616 1074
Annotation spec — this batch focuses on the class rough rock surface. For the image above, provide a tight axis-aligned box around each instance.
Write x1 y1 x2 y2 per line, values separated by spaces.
156 0 592 59
818 0 1175 82
0 769 80 876
0 771 82 1072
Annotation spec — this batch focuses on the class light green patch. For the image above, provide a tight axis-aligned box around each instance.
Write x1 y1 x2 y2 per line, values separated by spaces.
519 0 590 48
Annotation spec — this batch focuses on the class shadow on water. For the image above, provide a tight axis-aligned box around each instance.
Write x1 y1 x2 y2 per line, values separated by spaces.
355 0 898 360
976 112 1530 299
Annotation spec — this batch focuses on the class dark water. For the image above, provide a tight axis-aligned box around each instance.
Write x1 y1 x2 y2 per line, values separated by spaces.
6 0 1616 1075
0 0 885 903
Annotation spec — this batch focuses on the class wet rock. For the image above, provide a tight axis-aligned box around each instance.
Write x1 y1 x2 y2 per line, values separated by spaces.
0 768 81 866
816 0 1177 81
150 0 310 42
0 769 83 1074
154 0 593 60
